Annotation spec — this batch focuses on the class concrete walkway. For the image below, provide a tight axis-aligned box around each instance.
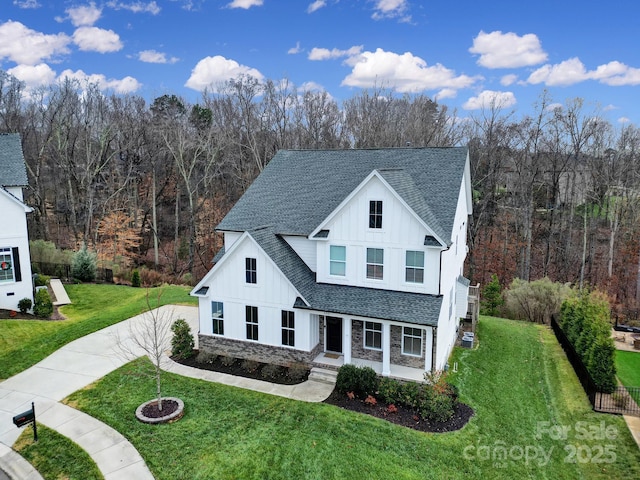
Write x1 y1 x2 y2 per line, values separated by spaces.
0 305 335 479
48 279 71 306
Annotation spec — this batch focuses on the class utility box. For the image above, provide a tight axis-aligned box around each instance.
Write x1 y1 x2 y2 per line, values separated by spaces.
462 332 474 348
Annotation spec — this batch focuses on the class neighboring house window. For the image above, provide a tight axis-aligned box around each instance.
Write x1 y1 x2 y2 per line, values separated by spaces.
0 247 18 283
246 306 258 340
369 200 383 228
245 257 257 284
405 251 425 283
364 321 382 350
281 310 295 347
402 327 422 356
366 248 384 280
329 245 346 276
211 301 224 335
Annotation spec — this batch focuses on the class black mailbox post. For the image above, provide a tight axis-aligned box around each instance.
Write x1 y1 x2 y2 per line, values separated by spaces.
12 402 37 441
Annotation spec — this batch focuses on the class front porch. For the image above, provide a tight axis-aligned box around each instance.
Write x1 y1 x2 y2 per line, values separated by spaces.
312 352 427 382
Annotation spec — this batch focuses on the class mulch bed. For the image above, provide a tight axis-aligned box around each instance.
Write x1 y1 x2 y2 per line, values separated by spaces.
323 390 474 433
142 399 179 418
171 352 310 385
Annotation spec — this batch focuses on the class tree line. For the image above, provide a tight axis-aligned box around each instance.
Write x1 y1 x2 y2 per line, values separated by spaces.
1 70 640 314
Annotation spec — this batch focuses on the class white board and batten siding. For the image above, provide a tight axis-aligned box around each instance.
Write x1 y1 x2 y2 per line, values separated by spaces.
199 235 316 351
282 235 317 272
316 175 440 295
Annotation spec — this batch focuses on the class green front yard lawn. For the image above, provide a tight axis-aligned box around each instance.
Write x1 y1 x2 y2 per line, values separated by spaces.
0 284 196 380
64 317 640 480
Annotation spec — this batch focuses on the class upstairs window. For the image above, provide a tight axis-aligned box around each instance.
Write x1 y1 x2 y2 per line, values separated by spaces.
281 310 295 347
329 245 346 276
405 251 425 283
246 305 258 341
245 257 257 284
369 200 383 229
211 301 224 335
366 248 384 280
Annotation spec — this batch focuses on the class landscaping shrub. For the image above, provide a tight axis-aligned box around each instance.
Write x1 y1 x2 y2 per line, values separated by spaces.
336 364 379 398
480 273 504 316
131 269 141 287
170 319 195 360
559 288 617 393
195 351 217 364
33 274 51 287
33 288 53 318
261 363 283 380
241 359 260 373
220 356 236 367
287 363 309 383
71 244 97 282
418 389 455 422
503 277 570 323
18 297 32 314
377 377 403 405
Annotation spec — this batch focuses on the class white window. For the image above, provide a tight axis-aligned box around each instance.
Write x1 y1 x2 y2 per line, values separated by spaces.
0 248 15 283
330 245 346 276
402 327 422 356
211 301 224 335
405 251 425 283
366 248 384 280
364 321 382 350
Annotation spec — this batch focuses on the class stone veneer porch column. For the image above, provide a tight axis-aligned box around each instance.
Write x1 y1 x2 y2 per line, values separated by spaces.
343 317 352 364
382 322 391 376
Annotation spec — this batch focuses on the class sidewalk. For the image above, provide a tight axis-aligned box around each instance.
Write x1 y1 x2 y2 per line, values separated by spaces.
0 305 335 479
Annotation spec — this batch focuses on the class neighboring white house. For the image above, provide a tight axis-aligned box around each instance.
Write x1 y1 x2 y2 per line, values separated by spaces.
0 133 34 312
191 147 473 377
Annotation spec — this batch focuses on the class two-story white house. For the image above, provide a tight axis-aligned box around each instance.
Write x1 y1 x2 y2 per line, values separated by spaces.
0 133 34 312
191 147 472 377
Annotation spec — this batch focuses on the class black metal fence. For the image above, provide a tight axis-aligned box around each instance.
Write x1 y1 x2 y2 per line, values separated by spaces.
550 315 640 417
32 262 113 283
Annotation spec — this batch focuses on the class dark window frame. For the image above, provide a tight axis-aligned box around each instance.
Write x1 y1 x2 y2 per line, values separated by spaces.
245 257 257 284
246 305 259 341
281 310 295 347
369 200 383 229
211 301 224 335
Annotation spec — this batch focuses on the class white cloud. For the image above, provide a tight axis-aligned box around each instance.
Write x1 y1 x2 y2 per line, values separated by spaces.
307 1 326 13
434 88 457 100
463 90 516 110
300 81 326 92
185 55 264 91
603 104 617 112
73 27 123 53
288 42 302 55
7 63 57 89
341 48 478 93
500 74 518 86
372 0 410 21
227 0 263 9
67 2 102 27
58 69 142 93
618 117 630 124
14 0 40 8
591 61 640 86
139 49 179 64
0 21 70 65
469 30 547 69
527 57 589 86
106 1 161 14
308 46 363 61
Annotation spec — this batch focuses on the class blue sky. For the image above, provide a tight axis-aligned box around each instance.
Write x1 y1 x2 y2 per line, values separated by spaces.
2 0 639 125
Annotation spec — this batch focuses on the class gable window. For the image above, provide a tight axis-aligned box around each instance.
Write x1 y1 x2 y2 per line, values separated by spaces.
0 247 18 283
329 245 346 276
245 257 257 284
364 321 382 350
369 200 383 229
281 310 295 347
405 251 425 283
366 248 384 280
402 327 422 356
211 301 224 335
246 305 259 340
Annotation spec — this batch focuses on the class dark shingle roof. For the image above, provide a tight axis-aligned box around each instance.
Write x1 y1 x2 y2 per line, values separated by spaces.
0 134 28 187
250 227 442 326
217 147 468 240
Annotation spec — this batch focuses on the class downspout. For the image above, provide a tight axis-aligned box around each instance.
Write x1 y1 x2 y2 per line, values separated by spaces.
438 243 452 295
431 326 437 372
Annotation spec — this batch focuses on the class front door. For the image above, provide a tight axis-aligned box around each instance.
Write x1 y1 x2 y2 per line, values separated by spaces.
326 316 343 353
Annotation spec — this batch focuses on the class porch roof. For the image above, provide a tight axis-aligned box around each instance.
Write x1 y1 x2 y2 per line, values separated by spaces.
250 226 442 327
